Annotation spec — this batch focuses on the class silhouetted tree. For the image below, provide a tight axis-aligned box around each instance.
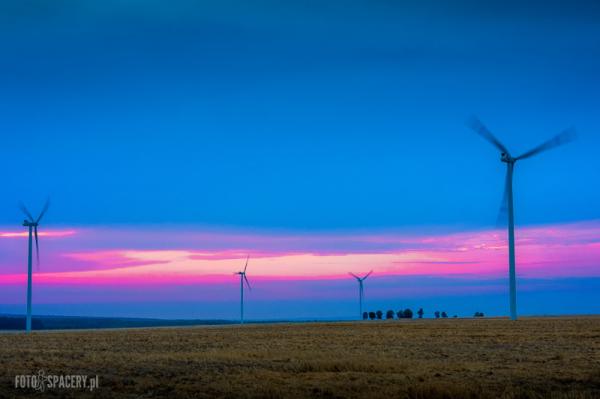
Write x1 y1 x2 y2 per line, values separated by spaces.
403 309 413 319
362 312 368 320
453 315 458 318
434 311 440 319
369 311 376 320
474 312 484 318
386 310 395 320
417 308 424 319
397 310 404 319
441 312 448 318
376 310 383 320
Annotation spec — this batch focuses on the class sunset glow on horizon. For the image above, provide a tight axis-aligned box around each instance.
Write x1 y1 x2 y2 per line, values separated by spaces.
0 220 598 318
1 221 598 281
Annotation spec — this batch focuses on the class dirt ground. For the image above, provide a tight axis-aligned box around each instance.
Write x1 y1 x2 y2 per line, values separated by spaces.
1 317 599 398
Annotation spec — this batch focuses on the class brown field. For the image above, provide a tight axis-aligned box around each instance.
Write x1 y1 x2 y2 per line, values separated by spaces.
1 317 599 398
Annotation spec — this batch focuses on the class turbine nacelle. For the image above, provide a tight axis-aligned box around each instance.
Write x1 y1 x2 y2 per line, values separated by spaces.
22 220 38 227
349 270 373 282
500 152 514 164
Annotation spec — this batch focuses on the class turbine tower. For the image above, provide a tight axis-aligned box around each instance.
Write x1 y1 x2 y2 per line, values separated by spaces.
468 117 575 320
19 199 50 333
349 270 372 319
234 255 251 324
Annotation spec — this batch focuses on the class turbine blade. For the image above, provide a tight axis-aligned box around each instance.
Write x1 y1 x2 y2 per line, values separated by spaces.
36 198 50 223
34 226 40 270
362 270 373 280
467 116 510 155
244 274 251 291
515 127 576 160
18 202 35 222
349 272 360 280
495 167 510 228
243 255 249 273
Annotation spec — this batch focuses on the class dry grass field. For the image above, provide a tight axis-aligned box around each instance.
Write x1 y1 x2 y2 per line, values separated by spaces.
1 317 599 398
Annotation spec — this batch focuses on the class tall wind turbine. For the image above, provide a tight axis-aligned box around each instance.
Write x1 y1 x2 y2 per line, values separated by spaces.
468 117 575 320
19 199 50 333
350 270 372 319
234 255 251 324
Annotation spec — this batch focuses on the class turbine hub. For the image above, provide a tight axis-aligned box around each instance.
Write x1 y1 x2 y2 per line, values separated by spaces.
500 152 514 164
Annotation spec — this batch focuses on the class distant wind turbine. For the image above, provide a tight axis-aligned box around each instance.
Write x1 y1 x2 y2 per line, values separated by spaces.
19 199 50 333
349 270 372 319
468 117 575 320
234 255 251 324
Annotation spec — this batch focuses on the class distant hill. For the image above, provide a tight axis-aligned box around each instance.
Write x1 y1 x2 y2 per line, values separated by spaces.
0 314 235 331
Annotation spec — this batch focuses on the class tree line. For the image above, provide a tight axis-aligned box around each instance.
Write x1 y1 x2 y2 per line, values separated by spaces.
362 308 485 320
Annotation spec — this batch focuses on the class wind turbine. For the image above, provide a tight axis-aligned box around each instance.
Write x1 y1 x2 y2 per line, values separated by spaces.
234 255 251 324
468 117 575 320
19 199 50 333
349 270 372 319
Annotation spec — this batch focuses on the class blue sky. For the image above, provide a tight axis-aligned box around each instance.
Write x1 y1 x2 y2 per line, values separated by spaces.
1 0 598 229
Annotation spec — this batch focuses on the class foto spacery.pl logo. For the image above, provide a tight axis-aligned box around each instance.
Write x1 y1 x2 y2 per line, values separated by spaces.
15 370 99 392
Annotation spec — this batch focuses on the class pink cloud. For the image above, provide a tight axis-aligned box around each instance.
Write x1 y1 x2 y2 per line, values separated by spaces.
0 220 598 290
0 229 76 238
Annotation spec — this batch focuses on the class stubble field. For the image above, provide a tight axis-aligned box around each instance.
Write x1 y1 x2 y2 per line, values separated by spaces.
1 317 599 398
